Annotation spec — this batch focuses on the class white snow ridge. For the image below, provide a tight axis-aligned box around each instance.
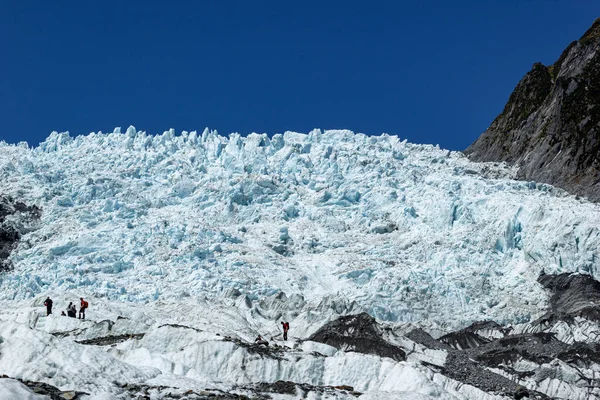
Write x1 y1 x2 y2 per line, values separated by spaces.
0 127 598 399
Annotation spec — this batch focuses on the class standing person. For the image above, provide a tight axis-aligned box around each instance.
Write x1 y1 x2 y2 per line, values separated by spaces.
79 297 88 320
281 321 290 340
44 297 53 316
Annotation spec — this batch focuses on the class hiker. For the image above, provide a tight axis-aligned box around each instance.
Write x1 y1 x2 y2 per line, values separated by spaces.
61 311 66 316
281 321 290 340
255 335 269 346
79 297 88 319
44 297 53 316
67 302 76 318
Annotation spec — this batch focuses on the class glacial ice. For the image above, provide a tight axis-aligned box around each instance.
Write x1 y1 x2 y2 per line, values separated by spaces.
1 127 598 329
1 128 600 398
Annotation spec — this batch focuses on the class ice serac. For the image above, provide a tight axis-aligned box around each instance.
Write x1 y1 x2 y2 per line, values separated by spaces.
466 18 600 201
1 125 600 331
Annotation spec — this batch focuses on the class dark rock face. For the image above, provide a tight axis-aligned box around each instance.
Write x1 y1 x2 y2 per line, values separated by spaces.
308 312 406 361
466 18 600 201
0 196 40 271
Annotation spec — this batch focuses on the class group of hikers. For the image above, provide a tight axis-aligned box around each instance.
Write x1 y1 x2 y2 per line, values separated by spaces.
44 295 285 340
255 321 290 346
44 296 89 319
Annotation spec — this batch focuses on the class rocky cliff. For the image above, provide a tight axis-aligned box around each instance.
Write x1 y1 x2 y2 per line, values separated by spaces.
0 196 40 272
465 18 600 201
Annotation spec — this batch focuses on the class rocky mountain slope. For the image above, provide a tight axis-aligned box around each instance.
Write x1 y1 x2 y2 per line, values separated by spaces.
465 18 600 201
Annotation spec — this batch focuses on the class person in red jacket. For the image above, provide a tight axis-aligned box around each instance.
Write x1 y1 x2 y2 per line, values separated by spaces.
281 321 290 340
79 297 88 320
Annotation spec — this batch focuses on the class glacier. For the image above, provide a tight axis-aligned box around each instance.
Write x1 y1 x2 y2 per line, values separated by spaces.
0 127 599 399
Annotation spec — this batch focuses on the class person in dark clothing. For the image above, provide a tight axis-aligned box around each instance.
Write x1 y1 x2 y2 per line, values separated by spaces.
281 321 290 340
255 335 269 346
79 297 88 319
44 297 53 316
67 302 76 318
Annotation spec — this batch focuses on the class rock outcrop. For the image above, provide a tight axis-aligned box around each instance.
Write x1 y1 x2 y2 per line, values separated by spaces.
0 196 40 271
402 272 600 399
466 18 600 201
308 312 406 361
537 272 600 323
0 376 88 400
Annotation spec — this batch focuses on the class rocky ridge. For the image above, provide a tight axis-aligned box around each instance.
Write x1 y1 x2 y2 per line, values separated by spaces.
0 195 40 271
466 18 600 201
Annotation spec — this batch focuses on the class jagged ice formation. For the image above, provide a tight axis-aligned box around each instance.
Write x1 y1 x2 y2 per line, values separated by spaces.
1 127 599 332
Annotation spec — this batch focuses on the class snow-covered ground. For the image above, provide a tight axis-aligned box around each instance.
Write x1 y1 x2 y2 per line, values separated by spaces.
0 294 507 399
0 127 599 399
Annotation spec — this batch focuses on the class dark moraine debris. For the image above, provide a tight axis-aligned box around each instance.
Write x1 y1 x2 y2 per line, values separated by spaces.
308 312 406 361
448 331 600 398
438 320 509 350
537 272 600 323
0 375 88 400
223 336 286 359
443 352 550 399
439 330 490 350
405 327 452 350
402 274 600 399
247 380 361 398
76 333 145 346
0 195 41 272
557 341 600 365
157 323 203 332
472 332 568 367
118 382 251 399
405 329 553 399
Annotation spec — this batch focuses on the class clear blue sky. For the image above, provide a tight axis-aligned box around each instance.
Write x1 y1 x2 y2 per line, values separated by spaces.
1 1 599 151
